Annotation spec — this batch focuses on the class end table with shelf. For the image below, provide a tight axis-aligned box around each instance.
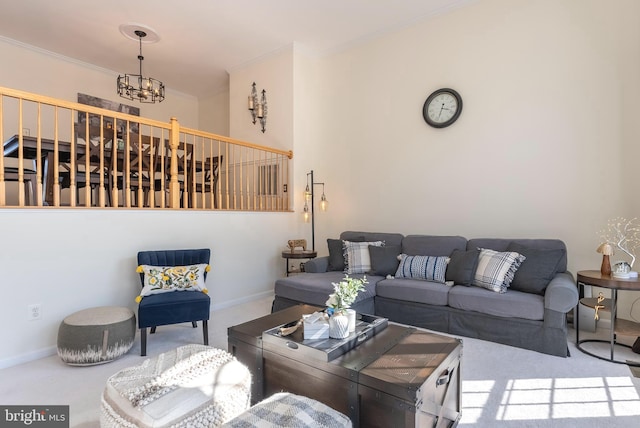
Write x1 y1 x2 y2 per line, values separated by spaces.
575 270 640 366
281 250 317 276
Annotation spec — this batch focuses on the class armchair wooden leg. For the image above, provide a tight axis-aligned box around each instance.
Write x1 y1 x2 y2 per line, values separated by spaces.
192 321 197 328
150 326 157 334
203 320 209 346
140 328 147 357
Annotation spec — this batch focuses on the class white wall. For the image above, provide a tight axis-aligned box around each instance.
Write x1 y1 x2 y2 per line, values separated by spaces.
312 0 640 319
199 88 230 136
229 46 294 153
0 209 292 368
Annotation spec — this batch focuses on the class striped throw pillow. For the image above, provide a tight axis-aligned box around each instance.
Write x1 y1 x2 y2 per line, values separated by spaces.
394 255 450 283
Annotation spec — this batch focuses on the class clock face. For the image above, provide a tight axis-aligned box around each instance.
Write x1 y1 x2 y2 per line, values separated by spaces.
423 88 462 128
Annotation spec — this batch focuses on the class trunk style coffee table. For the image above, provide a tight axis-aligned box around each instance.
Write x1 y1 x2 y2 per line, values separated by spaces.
228 304 462 428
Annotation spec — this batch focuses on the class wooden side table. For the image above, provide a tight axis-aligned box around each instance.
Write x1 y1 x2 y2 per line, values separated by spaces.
575 270 640 366
281 250 317 276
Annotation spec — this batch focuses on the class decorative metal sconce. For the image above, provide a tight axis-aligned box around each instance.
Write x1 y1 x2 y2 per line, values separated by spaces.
303 170 328 251
248 82 267 133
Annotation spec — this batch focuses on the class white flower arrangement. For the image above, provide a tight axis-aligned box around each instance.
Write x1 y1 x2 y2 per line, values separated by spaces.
325 275 368 315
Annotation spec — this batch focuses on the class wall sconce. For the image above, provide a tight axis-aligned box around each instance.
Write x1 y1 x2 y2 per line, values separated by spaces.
303 170 328 251
248 82 268 133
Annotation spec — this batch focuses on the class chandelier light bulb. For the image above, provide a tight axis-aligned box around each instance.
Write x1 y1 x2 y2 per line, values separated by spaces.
320 193 328 211
303 203 310 223
304 184 312 201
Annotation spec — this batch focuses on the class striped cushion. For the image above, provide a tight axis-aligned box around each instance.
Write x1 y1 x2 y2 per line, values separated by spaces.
394 255 450 283
343 240 384 274
473 248 526 293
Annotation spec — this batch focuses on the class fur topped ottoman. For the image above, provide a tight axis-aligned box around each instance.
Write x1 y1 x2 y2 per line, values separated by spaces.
100 345 251 428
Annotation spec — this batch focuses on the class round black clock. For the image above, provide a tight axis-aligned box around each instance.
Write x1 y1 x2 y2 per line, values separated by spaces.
423 88 462 128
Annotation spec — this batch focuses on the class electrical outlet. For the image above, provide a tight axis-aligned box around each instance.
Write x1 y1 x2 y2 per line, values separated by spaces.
28 304 42 321
22 128 30 136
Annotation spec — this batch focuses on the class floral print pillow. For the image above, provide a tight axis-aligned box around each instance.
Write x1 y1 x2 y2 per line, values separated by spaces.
135 264 210 303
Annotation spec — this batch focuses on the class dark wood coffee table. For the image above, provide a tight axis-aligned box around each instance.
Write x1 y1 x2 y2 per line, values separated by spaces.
228 304 462 427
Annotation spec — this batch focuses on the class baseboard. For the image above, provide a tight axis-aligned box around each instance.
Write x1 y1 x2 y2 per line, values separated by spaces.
211 290 274 312
0 346 57 370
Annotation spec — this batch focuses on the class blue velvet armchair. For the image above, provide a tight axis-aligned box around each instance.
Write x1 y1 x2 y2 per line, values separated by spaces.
137 249 211 356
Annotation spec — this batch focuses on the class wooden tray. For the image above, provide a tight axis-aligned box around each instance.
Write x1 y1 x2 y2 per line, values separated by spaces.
262 313 388 362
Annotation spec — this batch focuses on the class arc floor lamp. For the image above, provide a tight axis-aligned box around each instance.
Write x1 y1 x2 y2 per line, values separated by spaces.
303 170 328 251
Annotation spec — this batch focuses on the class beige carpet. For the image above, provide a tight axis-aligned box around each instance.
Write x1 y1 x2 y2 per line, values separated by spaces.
0 299 639 428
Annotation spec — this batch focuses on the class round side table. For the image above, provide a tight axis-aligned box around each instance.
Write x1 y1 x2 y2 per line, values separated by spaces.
575 270 640 366
281 250 317 276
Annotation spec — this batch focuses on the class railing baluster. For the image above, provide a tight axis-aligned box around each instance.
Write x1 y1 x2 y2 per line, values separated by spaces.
0 96 5 206
53 107 60 207
68 111 75 207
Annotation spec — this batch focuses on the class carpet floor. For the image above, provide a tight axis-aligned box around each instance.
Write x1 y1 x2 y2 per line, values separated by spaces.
0 297 638 428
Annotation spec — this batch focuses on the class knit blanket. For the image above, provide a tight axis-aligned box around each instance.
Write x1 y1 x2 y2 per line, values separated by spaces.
101 345 251 428
221 392 352 428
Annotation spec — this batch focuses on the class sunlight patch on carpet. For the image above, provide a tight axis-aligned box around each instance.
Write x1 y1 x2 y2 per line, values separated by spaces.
462 376 640 423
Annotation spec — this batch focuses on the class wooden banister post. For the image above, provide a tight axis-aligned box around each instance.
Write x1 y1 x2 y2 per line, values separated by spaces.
169 117 180 208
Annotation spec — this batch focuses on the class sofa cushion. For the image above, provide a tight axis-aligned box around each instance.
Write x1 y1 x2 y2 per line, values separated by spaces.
340 231 404 247
506 242 566 295
473 248 525 293
446 249 480 285
401 235 467 256
274 272 380 307
376 277 450 306
344 240 384 274
369 245 401 276
467 238 567 272
395 255 449 283
327 236 365 271
448 285 544 320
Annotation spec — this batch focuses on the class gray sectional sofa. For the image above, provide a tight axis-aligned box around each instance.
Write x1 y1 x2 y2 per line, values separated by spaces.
273 231 579 357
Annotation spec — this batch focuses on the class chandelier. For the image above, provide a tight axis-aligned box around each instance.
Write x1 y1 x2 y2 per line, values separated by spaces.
117 30 165 103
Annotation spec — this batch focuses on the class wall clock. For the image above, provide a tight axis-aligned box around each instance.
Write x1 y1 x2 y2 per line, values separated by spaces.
422 88 462 128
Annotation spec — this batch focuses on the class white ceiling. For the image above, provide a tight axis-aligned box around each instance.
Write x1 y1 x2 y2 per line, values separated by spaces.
0 0 475 97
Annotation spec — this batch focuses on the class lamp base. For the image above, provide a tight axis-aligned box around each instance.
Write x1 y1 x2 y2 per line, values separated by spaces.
600 254 611 276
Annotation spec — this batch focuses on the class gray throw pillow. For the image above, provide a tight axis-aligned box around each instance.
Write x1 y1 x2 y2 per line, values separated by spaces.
327 236 365 271
446 249 480 285
368 245 401 276
506 242 566 295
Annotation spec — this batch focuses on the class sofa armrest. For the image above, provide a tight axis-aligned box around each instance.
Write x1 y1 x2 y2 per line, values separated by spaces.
304 256 329 273
544 272 578 314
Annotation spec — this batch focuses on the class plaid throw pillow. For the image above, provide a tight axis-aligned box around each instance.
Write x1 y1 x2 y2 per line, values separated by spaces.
395 254 450 283
343 240 384 274
473 248 525 293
